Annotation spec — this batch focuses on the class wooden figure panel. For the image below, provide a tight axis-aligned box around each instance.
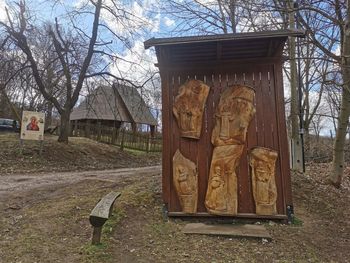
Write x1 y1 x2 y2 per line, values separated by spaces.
205 84 256 216
173 150 198 213
173 79 210 139
205 145 244 215
211 85 256 147
249 147 278 215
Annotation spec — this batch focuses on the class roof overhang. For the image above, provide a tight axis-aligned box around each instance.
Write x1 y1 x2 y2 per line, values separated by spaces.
144 29 305 49
144 30 305 67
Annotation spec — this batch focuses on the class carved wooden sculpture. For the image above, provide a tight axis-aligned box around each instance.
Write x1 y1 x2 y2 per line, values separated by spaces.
173 150 198 213
211 85 256 146
206 85 256 215
173 79 210 139
250 147 278 215
205 145 244 215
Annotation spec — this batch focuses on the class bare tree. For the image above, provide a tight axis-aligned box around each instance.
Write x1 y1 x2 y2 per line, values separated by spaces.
295 0 348 187
0 0 103 143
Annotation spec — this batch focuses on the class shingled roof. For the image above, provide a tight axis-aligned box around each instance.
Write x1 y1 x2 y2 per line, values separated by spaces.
70 84 157 126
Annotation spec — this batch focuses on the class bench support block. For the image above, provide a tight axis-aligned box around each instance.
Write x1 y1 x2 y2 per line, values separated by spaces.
89 191 121 245
91 226 103 245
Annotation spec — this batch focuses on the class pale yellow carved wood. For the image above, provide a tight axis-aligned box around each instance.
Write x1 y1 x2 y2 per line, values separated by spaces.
211 85 256 147
205 85 256 215
205 145 244 215
249 147 278 215
173 79 210 139
173 150 198 213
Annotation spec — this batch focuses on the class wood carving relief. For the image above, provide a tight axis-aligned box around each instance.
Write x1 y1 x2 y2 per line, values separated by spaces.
173 79 210 139
211 85 256 146
250 147 278 215
205 145 244 215
205 85 256 215
173 150 198 213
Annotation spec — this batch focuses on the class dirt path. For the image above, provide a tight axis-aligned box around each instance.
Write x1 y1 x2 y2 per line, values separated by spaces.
0 166 161 200
0 164 349 262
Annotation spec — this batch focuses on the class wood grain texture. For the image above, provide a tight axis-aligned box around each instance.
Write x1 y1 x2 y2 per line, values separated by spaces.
250 147 278 215
182 223 271 239
173 150 198 213
173 79 210 139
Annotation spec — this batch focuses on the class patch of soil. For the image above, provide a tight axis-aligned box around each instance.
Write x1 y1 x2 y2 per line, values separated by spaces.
0 163 349 262
0 133 160 175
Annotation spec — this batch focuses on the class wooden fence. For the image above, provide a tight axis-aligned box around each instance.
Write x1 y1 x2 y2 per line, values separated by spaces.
58 122 162 152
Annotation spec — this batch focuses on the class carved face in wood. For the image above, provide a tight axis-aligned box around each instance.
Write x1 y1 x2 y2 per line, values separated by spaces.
173 79 210 139
173 150 198 213
250 147 278 215
212 85 256 146
205 145 244 215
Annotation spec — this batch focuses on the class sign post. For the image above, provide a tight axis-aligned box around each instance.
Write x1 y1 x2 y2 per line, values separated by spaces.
20 111 45 155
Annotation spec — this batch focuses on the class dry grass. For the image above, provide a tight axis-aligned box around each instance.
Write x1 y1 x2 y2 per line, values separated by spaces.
0 164 349 262
0 133 160 175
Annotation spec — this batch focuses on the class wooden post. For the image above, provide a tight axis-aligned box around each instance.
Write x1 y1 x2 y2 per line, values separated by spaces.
150 125 155 138
147 135 151 153
19 139 23 154
121 129 125 151
85 120 91 138
39 140 43 156
74 120 78 136
91 226 102 245
131 122 137 143
97 121 102 141
111 127 116 145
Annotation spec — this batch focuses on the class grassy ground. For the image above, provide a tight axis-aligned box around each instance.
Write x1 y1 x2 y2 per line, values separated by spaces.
0 133 349 262
0 133 160 174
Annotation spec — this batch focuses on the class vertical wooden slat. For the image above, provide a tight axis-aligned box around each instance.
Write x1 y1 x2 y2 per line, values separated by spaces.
241 70 256 213
255 70 265 146
274 62 293 214
170 73 182 211
266 65 284 214
261 67 274 148
160 69 171 206
196 72 211 212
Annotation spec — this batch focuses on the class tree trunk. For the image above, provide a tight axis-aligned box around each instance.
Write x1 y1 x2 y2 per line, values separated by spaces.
331 4 350 187
289 1 303 172
330 0 350 187
45 101 53 129
58 110 71 143
331 85 350 187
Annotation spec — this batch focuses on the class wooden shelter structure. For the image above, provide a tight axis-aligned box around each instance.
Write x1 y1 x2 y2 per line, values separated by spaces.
145 29 305 220
70 83 157 134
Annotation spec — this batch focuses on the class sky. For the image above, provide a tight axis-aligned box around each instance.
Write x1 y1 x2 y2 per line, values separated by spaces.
0 0 341 136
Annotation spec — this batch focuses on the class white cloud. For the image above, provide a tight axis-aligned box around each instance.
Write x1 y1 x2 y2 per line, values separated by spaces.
164 16 175 27
334 45 341 56
108 38 160 107
99 0 161 37
110 40 157 83
0 0 9 23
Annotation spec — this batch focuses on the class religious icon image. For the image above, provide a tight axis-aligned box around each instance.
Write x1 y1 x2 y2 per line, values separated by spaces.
26 116 40 131
211 85 256 147
20 111 45 141
173 79 210 139
205 145 244 215
173 150 198 213
249 147 278 215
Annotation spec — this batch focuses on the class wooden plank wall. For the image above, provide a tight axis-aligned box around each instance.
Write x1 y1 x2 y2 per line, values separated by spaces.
161 63 291 217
